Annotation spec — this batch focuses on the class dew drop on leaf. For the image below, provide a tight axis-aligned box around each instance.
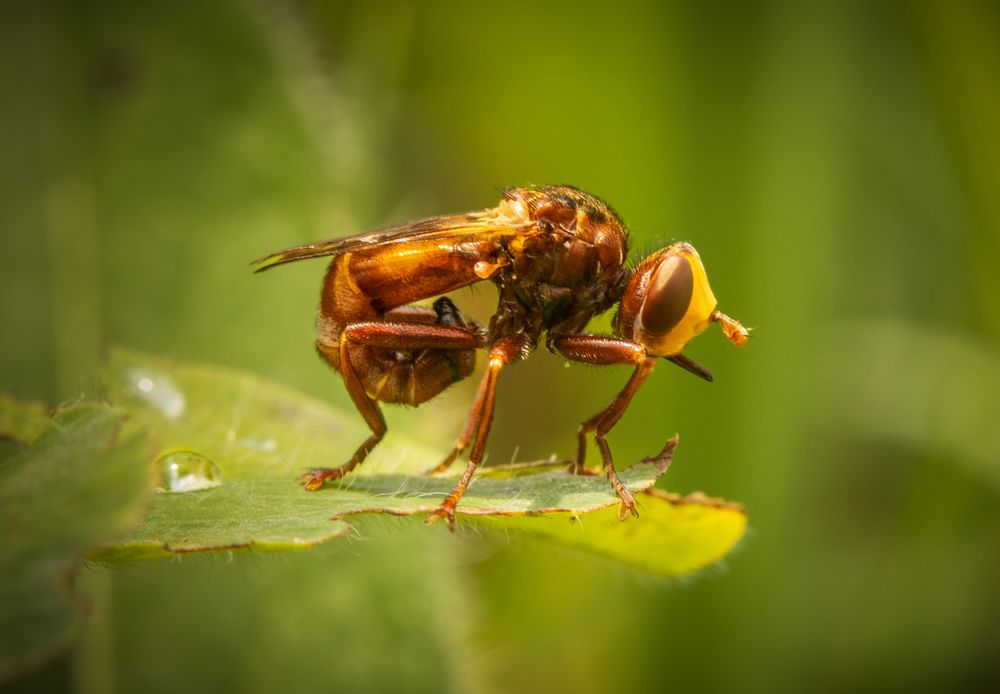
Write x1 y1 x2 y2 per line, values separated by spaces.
157 451 223 493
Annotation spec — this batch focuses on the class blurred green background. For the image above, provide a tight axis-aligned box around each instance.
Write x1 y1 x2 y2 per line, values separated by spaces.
2 0 999 691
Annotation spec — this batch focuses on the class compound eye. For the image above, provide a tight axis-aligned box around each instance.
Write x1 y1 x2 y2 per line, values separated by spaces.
640 254 693 337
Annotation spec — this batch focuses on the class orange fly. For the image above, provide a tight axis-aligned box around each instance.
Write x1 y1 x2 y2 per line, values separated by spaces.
253 186 748 528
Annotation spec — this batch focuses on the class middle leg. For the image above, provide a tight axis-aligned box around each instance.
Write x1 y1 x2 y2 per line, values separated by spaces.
425 333 533 530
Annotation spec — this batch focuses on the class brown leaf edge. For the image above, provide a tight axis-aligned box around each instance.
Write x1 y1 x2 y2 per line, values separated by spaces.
88 529 356 563
331 437 679 521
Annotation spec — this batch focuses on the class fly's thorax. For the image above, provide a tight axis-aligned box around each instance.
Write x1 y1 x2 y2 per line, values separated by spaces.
501 186 628 300
614 243 718 357
505 185 628 264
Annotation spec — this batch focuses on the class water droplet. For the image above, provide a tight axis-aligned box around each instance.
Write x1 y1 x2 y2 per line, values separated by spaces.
126 367 185 418
157 450 222 492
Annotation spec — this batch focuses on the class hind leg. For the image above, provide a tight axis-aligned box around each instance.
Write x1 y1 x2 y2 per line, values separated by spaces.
301 316 484 489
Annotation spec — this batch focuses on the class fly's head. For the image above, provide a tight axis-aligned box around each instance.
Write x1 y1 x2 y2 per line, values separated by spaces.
615 242 748 362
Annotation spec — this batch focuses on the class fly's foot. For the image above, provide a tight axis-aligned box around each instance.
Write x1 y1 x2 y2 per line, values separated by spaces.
298 468 348 491
426 501 457 531
605 461 639 519
614 485 639 520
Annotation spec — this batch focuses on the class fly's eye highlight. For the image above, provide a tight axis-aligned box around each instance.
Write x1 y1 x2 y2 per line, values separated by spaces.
640 254 694 337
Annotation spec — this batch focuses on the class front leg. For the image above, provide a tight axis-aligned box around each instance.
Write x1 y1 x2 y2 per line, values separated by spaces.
550 334 656 519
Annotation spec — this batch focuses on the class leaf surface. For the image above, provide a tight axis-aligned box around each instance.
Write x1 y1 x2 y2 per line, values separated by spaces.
0 394 49 448
0 404 151 681
92 348 746 575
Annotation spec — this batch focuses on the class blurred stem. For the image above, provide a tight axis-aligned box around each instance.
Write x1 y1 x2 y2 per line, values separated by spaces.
242 0 358 230
427 535 491 694
73 570 115 694
42 4 110 692
913 0 1000 337
43 1 102 400
46 173 101 399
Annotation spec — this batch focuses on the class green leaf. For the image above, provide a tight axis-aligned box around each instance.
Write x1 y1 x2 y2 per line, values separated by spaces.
481 490 747 576
0 403 151 682
0 394 49 447
93 348 746 574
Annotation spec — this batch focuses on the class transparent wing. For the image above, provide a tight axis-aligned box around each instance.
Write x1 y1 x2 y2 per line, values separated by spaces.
250 209 534 273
